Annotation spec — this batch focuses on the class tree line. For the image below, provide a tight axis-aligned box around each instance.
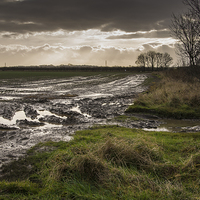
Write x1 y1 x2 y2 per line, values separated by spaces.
0 65 172 72
135 51 173 71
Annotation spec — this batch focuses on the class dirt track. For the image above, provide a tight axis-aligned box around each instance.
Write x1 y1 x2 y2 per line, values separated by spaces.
0 74 153 167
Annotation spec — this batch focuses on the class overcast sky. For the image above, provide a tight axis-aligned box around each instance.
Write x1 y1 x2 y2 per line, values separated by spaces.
0 0 187 66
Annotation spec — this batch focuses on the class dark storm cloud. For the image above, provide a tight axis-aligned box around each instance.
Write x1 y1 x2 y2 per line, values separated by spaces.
0 0 186 33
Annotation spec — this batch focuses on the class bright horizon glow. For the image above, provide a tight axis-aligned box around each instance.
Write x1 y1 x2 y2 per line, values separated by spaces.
0 29 178 67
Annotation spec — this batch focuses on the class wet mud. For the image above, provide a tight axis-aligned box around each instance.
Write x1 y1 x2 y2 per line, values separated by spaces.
0 74 199 168
0 74 148 167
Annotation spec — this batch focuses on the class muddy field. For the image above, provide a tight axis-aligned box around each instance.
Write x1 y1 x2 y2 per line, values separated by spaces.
0 73 153 166
1 72 200 168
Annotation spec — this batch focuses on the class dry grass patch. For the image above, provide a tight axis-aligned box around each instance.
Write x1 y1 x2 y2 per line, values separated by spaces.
69 153 110 183
127 67 200 118
97 137 163 170
136 77 200 108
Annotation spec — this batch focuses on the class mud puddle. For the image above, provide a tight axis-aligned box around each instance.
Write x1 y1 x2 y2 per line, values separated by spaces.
0 74 148 167
132 113 200 132
158 119 200 132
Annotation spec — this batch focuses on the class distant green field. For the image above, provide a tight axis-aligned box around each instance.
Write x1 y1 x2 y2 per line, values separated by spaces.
0 70 131 80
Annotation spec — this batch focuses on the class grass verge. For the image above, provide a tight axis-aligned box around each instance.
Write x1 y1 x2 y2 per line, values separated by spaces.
126 67 200 119
1 125 200 199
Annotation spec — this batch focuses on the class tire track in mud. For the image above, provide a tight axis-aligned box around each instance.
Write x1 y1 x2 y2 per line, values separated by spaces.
0 74 147 168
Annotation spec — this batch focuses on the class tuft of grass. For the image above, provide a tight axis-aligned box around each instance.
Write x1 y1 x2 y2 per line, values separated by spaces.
97 137 163 169
69 153 109 183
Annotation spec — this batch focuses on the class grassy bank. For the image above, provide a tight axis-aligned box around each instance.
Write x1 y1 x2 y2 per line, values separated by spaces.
1 125 200 199
126 66 200 119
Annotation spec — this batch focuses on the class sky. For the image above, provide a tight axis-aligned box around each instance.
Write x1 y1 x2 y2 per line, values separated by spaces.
0 0 187 67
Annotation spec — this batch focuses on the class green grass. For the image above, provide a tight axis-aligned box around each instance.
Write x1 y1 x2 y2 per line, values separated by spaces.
0 71 99 80
1 125 200 199
0 70 131 81
126 104 200 119
126 67 200 119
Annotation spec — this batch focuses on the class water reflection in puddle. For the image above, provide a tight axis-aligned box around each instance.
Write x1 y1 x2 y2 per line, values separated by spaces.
0 109 68 127
0 96 21 100
0 111 36 125
143 127 170 132
35 123 63 129
70 106 91 118
37 110 67 119
143 119 200 132
159 119 200 132
78 93 113 99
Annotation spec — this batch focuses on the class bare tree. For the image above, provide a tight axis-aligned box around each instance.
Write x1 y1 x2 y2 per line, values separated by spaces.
170 0 200 66
136 51 173 70
162 52 173 67
147 51 157 71
156 52 163 68
135 53 147 67
183 0 200 18
170 10 200 66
